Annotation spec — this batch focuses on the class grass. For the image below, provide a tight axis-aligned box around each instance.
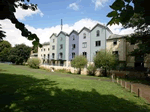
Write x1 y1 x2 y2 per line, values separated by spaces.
0 63 150 112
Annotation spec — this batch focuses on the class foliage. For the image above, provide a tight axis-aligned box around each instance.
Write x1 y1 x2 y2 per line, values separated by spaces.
87 64 97 76
0 48 11 62
27 58 41 69
71 55 88 74
32 45 38 53
0 25 5 41
93 50 118 76
9 44 31 64
107 0 150 57
0 0 42 47
0 40 11 52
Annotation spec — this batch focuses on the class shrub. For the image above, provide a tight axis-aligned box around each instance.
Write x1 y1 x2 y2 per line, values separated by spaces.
87 64 97 76
27 58 41 69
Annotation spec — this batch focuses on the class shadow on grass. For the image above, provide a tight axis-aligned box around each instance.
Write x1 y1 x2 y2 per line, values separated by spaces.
0 73 150 112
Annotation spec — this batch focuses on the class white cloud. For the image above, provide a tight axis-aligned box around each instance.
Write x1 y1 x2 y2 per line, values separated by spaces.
0 18 135 47
15 7 44 20
68 3 79 11
92 0 109 10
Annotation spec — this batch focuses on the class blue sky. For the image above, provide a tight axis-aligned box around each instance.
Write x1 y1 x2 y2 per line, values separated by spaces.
0 0 135 46
21 0 114 28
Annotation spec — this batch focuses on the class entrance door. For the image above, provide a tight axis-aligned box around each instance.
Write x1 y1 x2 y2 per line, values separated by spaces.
60 61 64 66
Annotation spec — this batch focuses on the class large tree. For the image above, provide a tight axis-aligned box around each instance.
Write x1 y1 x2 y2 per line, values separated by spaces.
107 0 150 57
0 0 42 47
0 48 11 62
8 44 31 64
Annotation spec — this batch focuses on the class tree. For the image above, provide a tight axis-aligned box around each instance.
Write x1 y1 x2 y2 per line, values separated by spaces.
71 55 88 74
107 0 150 58
93 50 118 76
0 40 11 52
8 44 31 64
32 45 38 53
0 0 42 47
0 48 11 62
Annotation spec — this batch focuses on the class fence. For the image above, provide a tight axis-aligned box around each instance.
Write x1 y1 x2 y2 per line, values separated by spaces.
111 75 150 104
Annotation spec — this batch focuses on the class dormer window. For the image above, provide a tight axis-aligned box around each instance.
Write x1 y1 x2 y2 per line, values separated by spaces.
60 37 63 41
97 30 100 37
53 39 55 43
73 35 75 40
83 33 86 39
113 40 117 45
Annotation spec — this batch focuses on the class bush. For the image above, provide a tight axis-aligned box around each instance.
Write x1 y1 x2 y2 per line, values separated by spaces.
27 58 41 69
87 64 97 76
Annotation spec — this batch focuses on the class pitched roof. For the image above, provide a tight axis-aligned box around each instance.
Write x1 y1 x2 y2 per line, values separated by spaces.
57 31 69 37
69 30 78 36
50 33 57 38
42 42 50 45
90 23 113 34
78 27 90 34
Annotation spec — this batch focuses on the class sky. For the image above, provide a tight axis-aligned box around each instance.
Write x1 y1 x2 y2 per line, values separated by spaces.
0 0 135 47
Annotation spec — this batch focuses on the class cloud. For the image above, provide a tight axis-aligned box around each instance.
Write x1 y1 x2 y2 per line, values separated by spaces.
0 18 135 47
15 7 44 20
68 3 79 11
92 0 109 10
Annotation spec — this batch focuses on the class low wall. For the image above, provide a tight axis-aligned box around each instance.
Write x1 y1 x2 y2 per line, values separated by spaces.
39 65 102 76
110 70 146 79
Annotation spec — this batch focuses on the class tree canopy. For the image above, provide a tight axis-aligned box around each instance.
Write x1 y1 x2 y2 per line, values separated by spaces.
0 0 42 47
71 55 88 74
107 0 150 57
9 44 31 64
0 40 11 52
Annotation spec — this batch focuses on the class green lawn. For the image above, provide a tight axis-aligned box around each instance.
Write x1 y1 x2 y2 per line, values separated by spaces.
0 63 150 112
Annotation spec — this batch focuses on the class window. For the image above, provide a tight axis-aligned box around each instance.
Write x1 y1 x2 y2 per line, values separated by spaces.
72 52 75 58
60 53 63 59
53 39 55 43
44 48 45 51
97 30 100 37
112 51 118 55
52 53 55 58
48 48 50 51
131 41 135 45
95 41 101 46
41 54 42 57
96 51 98 55
83 52 87 58
44 54 46 58
72 44 76 49
41 49 42 51
60 44 63 49
113 40 117 45
73 35 75 40
48 54 49 59
60 37 63 41
83 33 86 39
82 42 87 48
52 45 55 50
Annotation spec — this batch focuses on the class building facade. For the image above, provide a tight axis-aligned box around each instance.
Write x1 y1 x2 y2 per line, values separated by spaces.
57 31 69 66
69 30 79 61
78 27 91 61
50 33 57 65
38 42 50 64
90 23 113 62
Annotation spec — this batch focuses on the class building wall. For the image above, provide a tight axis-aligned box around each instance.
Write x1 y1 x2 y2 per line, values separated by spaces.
57 33 67 60
106 38 126 61
79 29 90 61
69 32 79 61
90 26 112 62
50 35 57 60
38 44 50 63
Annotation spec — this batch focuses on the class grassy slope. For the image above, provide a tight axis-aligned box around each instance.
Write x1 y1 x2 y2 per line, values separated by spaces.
0 63 150 112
